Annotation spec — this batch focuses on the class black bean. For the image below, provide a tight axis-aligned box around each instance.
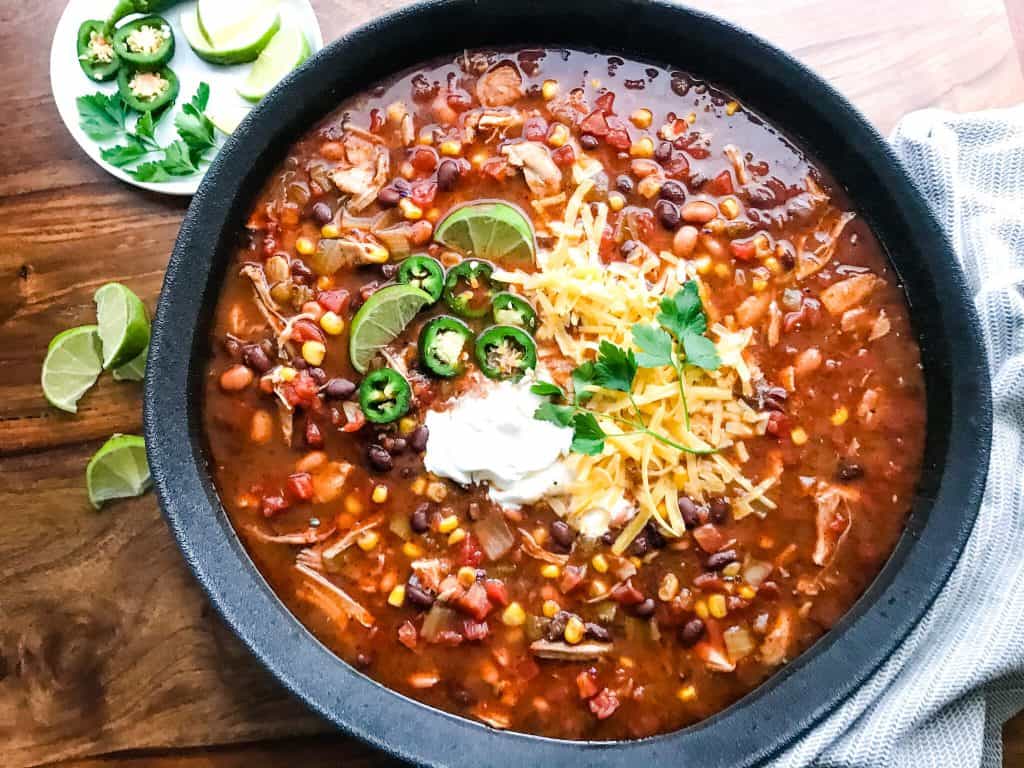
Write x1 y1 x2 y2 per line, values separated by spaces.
601 531 617 546
437 159 461 191
405 583 435 609
410 502 430 533
377 186 401 207
706 549 738 570
659 179 686 203
629 533 649 557
679 618 705 646
837 461 865 482
549 520 574 550
409 425 429 452
585 622 611 641
366 444 394 472
620 239 641 259
645 521 666 549
655 199 681 230
311 201 333 224
309 367 327 385
324 378 356 399
580 134 599 150
291 356 308 370
290 260 314 285
242 344 272 373
615 174 634 195
632 598 656 617
545 611 570 641
654 141 673 163
678 496 700 528
709 497 731 524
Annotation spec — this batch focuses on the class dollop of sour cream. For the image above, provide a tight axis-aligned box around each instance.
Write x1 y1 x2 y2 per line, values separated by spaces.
423 377 574 508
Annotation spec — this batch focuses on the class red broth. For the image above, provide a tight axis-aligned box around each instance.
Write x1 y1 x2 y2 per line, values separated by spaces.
202 49 926 740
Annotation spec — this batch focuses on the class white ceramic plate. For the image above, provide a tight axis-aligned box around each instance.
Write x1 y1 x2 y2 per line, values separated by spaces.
50 0 324 196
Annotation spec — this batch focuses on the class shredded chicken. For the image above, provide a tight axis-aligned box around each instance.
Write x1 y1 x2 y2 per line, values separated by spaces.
857 388 882 428
240 264 288 339
320 513 384 562
518 528 570 565
695 640 735 672
820 273 879 316
464 107 524 142
296 563 375 627
329 126 390 212
476 63 523 107
811 482 859 566
245 524 337 545
723 144 749 186
502 141 562 197
795 211 856 280
767 300 782 347
759 608 794 666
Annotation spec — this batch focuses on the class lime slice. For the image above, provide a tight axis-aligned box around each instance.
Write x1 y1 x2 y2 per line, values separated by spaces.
349 284 433 373
41 326 103 413
86 434 152 510
198 0 277 48
236 23 311 103
113 345 148 382
434 202 536 264
181 6 280 65
94 282 150 370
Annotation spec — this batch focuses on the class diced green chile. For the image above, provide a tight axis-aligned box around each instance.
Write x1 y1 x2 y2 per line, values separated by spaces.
491 291 537 332
474 326 537 380
358 368 412 423
397 256 445 303
419 316 473 377
77 20 121 82
443 259 500 318
116 65 180 112
112 16 175 69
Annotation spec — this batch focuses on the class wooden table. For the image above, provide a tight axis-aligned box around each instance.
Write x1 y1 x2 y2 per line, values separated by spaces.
2 0 1022 765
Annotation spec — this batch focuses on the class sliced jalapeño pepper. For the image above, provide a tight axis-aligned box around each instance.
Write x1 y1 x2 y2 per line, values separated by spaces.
491 291 538 332
397 255 445 303
117 65 180 112
358 368 412 424
443 259 500 318
106 0 179 32
474 326 537 381
419 316 473 378
113 16 175 70
77 20 121 82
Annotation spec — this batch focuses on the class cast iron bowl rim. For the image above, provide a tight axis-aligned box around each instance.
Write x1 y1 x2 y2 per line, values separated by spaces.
144 1 992 765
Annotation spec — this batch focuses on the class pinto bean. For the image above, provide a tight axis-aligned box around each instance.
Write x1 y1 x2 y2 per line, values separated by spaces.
681 200 717 224
219 364 253 391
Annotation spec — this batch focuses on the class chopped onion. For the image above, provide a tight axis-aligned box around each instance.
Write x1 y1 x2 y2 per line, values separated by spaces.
389 511 412 541
743 559 773 588
724 625 756 661
420 604 458 642
474 510 515 561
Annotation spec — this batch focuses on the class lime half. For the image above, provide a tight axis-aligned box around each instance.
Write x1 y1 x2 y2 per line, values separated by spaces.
181 6 280 65
113 345 148 382
94 283 150 370
198 0 277 48
42 326 104 413
349 284 433 373
236 23 311 103
434 202 535 264
86 434 152 510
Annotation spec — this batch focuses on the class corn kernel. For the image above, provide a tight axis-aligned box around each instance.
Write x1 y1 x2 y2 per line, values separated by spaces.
589 579 608 598
547 123 569 148
694 599 709 619
542 599 560 618
532 527 549 546
725 101 739 116
677 684 698 702
295 236 316 256
752 277 768 292
301 340 326 367
608 191 625 212
387 584 406 607
399 198 422 220
457 566 477 588
637 175 662 199
357 531 380 551
410 476 427 495
695 255 712 275
790 427 809 445
402 541 424 558
426 481 448 502
540 564 561 579
714 263 732 280
764 256 781 274
686 112 697 124
399 417 418 435
630 108 653 130
629 136 655 158
448 527 466 545
722 562 741 578
316 275 332 290
344 495 364 516
830 406 849 426
417 130 434 145
318 311 344 336
320 223 340 238
591 78 601 89
277 366 297 382
502 602 526 626
719 198 741 220
371 484 389 504
471 151 488 170
364 244 390 264
439 140 462 156
738 585 757 600
438 514 459 534
591 554 609 573
542 79 559 100
564 616 585 645
708 593 728 618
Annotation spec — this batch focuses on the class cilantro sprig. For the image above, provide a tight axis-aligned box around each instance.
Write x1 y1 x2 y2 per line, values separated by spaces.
532 281 721 455
76 83 219 182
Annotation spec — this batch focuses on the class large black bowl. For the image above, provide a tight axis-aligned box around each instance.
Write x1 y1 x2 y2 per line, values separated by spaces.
144 1 992 765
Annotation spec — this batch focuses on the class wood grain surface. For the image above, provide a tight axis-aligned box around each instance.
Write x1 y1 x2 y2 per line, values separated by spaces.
1 1 1022 767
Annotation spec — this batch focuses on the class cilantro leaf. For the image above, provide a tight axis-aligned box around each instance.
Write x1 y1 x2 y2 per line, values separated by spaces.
191 81 211 112
632 323 674 368
175 84 217 162
132 110 164 150
571 361 597 404
570 412 605 455
100 136 153 167
593 340 637 393
534 402 575 428
77 92 127 141
657 281 707 340
130 161 174 182
530 381 565 399
160 140 201 175
682 331 721 370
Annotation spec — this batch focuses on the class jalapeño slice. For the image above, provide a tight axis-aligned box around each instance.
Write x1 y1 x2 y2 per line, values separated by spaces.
358 368 412 424
443 259 500 318
419 316 473 378
397 255 445 303
474 326 537 381
112 16 175 70
77 20 121 82
117 65 180 112
491 291 537 332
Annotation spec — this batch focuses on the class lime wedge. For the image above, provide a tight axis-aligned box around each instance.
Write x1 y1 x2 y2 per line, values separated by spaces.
198 0 277 48
349 284 433 373
434 202 535 264
181 6 280 65
113 345 148 381
236 23 310 103
41 326 104 413
205 103 250 135
86 434 152 510
94 283 150 369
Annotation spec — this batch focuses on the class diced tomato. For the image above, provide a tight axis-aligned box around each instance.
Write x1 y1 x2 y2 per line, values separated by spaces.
398 620 418 649
458 533 484 567
340 403 366 433
605 127 631 151
409 146 438 173
551 145 575 167
455 582 492 621
523 116 549 142
463 619 490 641
484 579 509 607
317 288 351 314
692 524 728 553
291 319 325 344
261 494 289 518
559 565 586 594
594 91 615 114
411 179 437 207
305 420 324 448
286 472 314 501
709 170 735 196
579 110 610 137
588 688 620 719
610 579 644 605
482 157 509 181
576 668 599 699
730 239 757 261
765 410 788 438
662 150 690 179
